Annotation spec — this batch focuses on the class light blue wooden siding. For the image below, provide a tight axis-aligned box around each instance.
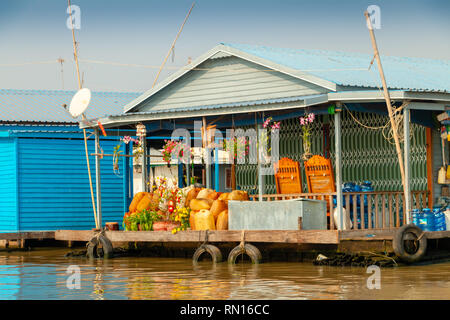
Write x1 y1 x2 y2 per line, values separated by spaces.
17 138 127 231
140 56 328 112
0 138 18 232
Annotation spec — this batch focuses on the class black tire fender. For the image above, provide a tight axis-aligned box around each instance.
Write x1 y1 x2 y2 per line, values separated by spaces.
393 223 427 263
228 243 262 264
87 234 113 259
192 244 223 264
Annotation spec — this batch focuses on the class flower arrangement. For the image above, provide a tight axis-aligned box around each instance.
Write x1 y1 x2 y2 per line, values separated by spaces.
263 116 281 132
299 112 315 159
171 206 191 234
162 140 190 165
223 136 250 164
120 135 144 158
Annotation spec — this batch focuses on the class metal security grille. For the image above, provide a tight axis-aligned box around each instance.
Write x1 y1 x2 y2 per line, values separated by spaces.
236 111 427 194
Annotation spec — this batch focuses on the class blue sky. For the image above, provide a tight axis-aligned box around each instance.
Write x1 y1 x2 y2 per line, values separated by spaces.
0 0 448 92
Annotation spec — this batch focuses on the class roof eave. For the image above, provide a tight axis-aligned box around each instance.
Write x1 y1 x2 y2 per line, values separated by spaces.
84 94 329 129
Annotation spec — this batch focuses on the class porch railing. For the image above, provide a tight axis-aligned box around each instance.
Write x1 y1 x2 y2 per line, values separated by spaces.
249 190 429 230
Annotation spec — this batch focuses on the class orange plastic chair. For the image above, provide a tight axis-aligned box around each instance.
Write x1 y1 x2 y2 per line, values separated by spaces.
304 155 336 220
274 157 303 194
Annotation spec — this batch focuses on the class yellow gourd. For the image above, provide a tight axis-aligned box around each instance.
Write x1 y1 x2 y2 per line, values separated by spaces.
189 198 213 211
136 194 153 212
129 192 147 213
216 210 228 230
194 209 216 231
189 210 197 230
210 200 228 222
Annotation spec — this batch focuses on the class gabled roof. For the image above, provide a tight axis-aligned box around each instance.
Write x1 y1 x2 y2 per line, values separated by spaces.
123 43 450 113
225 43 450 93
0 89 141 124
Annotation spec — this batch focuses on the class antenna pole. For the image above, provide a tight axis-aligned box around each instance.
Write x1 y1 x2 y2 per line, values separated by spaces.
152 2 195 88
364 11 408 221
68 0 99 229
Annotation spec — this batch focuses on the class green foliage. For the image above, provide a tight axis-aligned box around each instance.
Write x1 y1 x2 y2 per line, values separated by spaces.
123 209 160 231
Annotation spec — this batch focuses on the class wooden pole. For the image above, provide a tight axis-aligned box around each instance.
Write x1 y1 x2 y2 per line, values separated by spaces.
364 11 407 207
152 2 195 88
95 129 102 228
68 0 99 229
404 108 412 223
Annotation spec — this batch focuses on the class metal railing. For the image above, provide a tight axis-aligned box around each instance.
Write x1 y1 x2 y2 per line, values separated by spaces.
249 190 429 230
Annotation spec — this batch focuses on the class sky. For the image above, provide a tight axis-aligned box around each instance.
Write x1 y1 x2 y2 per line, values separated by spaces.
0 0 449 92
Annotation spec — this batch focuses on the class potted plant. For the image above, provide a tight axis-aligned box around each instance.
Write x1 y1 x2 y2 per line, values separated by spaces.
299 112 315 160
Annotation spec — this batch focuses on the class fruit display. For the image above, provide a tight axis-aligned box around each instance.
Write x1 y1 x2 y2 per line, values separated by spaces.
187 188 249 231
123 179 249 232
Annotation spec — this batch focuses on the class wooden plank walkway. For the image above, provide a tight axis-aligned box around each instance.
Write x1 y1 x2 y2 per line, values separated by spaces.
339 229 450 241
0 231 55 240
54 230 340 244
1 229 448 245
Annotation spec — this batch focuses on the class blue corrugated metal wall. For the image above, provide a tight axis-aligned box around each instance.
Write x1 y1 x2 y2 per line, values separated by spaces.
17 137 128 231
0 137 18 232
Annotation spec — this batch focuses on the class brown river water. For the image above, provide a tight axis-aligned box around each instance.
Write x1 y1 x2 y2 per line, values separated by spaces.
0 248 448 300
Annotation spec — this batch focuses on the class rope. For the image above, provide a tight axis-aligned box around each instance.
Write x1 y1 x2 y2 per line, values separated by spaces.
86 228 105 248
342 101 412 145
201 230 209 246
239 230 246 250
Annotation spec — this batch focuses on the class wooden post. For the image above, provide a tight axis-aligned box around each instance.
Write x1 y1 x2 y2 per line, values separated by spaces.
404 108 412 223
94 129 102 228
141 136 147 192
364 11 407 209
335 105 343 230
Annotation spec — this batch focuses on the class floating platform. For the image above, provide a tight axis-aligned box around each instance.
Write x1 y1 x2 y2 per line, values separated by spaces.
1 229 449 264
51 229 450 244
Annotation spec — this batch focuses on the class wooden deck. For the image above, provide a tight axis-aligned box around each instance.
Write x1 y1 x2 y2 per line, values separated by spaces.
54 230 340 244
0 229 448 247
53 229 450 244
0 231 55 240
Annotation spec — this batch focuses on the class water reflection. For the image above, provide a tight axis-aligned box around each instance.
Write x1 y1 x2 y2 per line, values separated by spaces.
0 249 448 300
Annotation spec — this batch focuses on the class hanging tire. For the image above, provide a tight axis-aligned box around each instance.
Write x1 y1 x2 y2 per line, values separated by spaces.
192 244 223 264
228 243 262 264
86 234 113 259
393 223 427 264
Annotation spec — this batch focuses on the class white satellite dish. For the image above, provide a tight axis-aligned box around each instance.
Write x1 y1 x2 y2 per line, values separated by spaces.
69 88 91 118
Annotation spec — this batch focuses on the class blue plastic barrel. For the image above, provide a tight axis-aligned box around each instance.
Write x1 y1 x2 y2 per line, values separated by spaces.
412 209 421 226
421 208 434 232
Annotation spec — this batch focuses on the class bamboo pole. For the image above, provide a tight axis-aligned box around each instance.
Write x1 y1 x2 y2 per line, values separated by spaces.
152 2 195 88
364 11 407 216
68 0 99 229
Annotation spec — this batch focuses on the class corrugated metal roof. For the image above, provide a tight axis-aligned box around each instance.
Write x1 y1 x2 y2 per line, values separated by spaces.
0 89 141 123
223 43 450 93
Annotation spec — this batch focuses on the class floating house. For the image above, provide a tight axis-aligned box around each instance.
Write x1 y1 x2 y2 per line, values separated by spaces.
0 89 140 232
88 43 450 231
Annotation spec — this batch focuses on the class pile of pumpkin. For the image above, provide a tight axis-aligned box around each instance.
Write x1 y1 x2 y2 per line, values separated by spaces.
185 188 249 231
